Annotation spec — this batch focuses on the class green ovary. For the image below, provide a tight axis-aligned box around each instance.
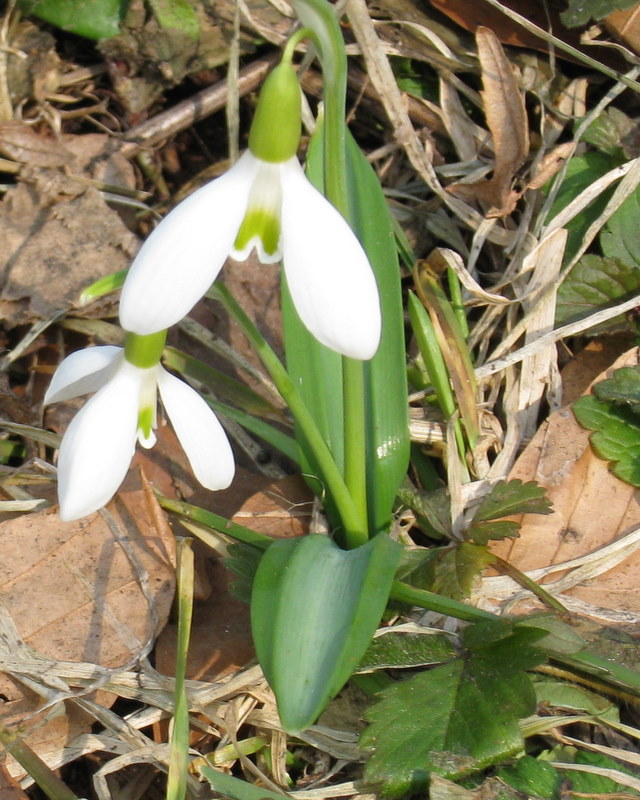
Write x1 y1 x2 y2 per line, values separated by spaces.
234 208 280 258
124 330 167 369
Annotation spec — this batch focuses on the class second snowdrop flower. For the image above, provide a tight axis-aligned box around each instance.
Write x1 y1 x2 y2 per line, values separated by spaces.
119 55 381 361
45 331 235 521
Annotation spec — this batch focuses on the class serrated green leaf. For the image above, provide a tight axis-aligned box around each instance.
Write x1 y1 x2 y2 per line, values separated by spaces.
573 394 640 486
362 628 545 797
20 0 127 38
357 631 457 672
498 755 563 800
556 255 640 328
466 519 521 544
472 479 553 521
251 533 402 734
429 543 496 600
561 0 637 27
592 365 640 411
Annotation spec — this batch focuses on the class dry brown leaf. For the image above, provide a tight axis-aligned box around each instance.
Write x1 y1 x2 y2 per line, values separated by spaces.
485 349 640 624
0 180 137 326
0 763 30 800
447 27 529 217
0 122 73 168
604 3 640 55
526 142 575 191
0 469 176 778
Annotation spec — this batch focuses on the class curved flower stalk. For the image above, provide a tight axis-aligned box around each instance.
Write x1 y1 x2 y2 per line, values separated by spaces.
45 332 235 521
119 57 381 361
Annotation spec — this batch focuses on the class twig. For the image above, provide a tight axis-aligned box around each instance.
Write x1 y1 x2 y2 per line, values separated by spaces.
119 56 277 159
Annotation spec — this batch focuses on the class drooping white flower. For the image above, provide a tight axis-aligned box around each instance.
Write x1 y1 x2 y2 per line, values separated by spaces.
45 345 235 521
119 61 381 361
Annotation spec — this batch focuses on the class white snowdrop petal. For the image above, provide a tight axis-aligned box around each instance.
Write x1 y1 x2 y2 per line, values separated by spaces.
279 159 382 360
157 368 235 491
119 151 260 335
56 363 141 521
44 346 122 405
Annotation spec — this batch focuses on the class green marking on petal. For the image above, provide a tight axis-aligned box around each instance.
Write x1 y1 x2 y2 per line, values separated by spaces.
138 404 155 442
234 207 281 258
124 330 167 369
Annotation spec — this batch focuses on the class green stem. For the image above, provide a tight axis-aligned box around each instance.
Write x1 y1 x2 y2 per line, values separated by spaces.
313 2 370 543
210 282 364 543
166 538 194 800
390 580 498 623
342 357 368 545
157 494 272 550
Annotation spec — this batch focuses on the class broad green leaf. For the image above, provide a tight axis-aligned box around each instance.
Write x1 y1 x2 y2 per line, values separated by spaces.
498 755 563 800
357 631 457 672
592 364 640 411
251 533 402 734
19 0 128 38
201 766 286 800
362 625 546 797
345 131 410 535
561 0 637 27
284 124 409 536
556 255 640 327
147 0 199 39
573 394 640 486
601 184 640 268
545 153 619 266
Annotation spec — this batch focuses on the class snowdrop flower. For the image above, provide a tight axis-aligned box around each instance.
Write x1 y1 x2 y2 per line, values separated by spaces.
119 58 381 360
45 331 235 521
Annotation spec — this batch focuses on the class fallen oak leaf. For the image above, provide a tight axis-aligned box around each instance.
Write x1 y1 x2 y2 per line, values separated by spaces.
0 469 176 781
447 27 529 217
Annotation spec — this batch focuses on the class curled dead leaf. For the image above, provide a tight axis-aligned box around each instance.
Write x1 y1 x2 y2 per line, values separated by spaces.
447 27 529 217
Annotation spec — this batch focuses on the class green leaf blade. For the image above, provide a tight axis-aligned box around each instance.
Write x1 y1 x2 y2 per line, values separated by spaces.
573 394 640 486
362 626 545 797
251 534 402 734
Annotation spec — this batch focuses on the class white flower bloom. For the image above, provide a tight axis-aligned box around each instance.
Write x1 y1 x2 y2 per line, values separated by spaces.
45 347 235 521
119 151 382 360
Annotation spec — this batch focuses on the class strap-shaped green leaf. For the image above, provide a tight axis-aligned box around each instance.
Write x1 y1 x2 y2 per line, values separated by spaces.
283 125 409 537
251 533 402 733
